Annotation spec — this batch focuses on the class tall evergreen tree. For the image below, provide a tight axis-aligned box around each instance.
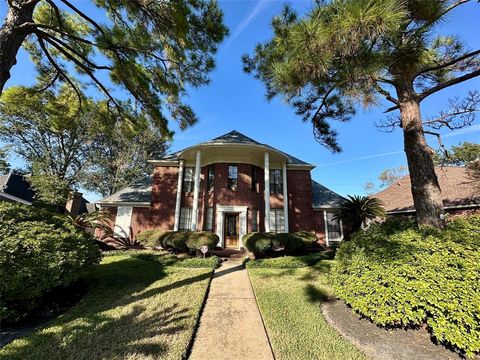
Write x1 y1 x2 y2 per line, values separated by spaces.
244 0 480 228
0 0 228 136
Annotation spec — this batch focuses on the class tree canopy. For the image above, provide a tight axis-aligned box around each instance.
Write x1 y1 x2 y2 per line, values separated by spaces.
244 0 480 227
0 0 228 137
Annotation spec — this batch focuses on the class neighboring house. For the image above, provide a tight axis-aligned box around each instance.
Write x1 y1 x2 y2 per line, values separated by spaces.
0 172 35 205
375 166 480 216
0 172 92 216
97 130 346 248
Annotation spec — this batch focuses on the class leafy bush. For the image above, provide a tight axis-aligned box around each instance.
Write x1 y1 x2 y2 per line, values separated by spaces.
330 215 480 358
0 203 101 322
135 229 159 247
245 253 325 269
293 231 318 248
136 230 219 253
185 232 219 252
243 232 316 256
174 256 221 269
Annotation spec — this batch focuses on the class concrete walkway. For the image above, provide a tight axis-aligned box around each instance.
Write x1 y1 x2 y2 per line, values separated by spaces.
189 260 274 360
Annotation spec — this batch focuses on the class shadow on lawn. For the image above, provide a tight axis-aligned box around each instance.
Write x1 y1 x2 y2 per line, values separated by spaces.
1 256 210 360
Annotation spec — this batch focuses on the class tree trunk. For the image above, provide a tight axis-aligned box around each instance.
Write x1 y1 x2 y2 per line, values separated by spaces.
397 83 446 228
0 1 37 94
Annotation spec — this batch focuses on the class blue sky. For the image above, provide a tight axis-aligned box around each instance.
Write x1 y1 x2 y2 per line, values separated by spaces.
1 1 479 202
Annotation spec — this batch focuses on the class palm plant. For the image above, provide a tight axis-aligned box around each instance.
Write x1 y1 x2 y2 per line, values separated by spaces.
67 210 113 235
334 195 386 236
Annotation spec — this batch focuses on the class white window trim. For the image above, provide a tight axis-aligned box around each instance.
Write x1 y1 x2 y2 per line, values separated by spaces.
324 210 343 247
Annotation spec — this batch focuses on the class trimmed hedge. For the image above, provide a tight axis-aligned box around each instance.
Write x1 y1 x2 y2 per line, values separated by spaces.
132 251 220 269
136 230 219 252
243 232 316 256
330 215 480 358
245 253 325 269
0 203 101 322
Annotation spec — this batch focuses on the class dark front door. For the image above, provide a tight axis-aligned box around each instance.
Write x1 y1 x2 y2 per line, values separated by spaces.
224 213 239 248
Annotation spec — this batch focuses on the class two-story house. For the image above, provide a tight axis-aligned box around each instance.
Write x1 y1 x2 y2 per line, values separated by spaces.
97 131 346 248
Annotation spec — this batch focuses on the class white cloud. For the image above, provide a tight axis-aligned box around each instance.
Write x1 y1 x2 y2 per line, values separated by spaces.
227 0 271 45
317 150 404 167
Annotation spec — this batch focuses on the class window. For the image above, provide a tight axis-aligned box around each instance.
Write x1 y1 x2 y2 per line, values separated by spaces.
325 211 342 242
183 167 194 192
269 169 283 194
207 165 215 191
270 209 285 233
228 165 238 191
205 207 214 231
251 208 258 232
251 165 258 192
179 207 192 231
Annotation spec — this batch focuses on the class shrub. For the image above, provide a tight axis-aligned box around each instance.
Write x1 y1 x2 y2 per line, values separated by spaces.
243 232 276 255
293 231 318 248
135 229 159 247
185 232 219 252
330 215 480 358
243 232 314 256
0 203 101 322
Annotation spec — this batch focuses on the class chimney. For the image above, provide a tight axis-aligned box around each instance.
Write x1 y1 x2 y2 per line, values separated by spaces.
65 191 83 217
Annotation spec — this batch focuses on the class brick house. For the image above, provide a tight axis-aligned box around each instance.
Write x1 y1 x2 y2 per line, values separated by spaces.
374 166 480 217
97 131 346 248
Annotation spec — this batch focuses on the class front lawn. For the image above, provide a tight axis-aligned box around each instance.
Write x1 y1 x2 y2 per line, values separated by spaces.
247 260 366 360
0 253 213 360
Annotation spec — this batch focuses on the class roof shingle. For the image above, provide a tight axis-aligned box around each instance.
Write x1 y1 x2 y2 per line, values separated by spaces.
374 166 480 213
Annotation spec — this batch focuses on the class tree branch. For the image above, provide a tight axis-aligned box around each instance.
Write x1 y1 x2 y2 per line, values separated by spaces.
36 35 82 113
416 49 480 77
418 68 480 101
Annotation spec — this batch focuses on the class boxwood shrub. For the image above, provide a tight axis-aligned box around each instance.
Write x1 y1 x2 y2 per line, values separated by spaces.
136 230 219 252
330 215 480 358
243 232 315 256
0 203 101 322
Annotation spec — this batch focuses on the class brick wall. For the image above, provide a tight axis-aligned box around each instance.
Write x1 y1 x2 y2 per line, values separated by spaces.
313 210 327 245
99 163 321 240
287 170 314 232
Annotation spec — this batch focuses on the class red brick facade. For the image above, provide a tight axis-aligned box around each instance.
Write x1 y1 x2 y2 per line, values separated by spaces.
100 161 334 245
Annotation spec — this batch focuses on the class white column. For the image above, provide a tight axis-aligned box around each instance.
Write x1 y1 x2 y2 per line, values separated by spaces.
282 162 289 233
264 152 270 232
191 150 201 231
174 160 184 231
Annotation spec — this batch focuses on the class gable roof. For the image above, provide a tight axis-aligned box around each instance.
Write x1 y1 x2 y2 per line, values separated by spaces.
312 180 346 209
155 130 313 167
374 166 480 213
97 176 152 206
0 173 35 205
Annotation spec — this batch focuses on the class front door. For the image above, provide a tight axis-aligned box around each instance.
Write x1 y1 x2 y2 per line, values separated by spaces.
224 213 239 248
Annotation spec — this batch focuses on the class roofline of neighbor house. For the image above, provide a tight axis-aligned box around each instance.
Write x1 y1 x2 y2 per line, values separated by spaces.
387 202 480 214
0 191 32 205
313 205 342 210
96 201 151 207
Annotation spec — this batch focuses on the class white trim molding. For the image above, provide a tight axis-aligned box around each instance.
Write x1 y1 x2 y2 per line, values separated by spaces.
282 162 289 233
147 160 180 166
215 205 248 249
191 150 202 231
264 152 271 232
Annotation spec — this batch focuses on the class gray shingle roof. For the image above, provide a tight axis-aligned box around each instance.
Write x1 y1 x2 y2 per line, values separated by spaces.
312 180 346 208
157 130 313 166
98 176 152 205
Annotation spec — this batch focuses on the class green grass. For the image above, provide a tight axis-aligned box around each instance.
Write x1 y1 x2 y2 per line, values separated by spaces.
0 254 212 360
248 260 367 360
